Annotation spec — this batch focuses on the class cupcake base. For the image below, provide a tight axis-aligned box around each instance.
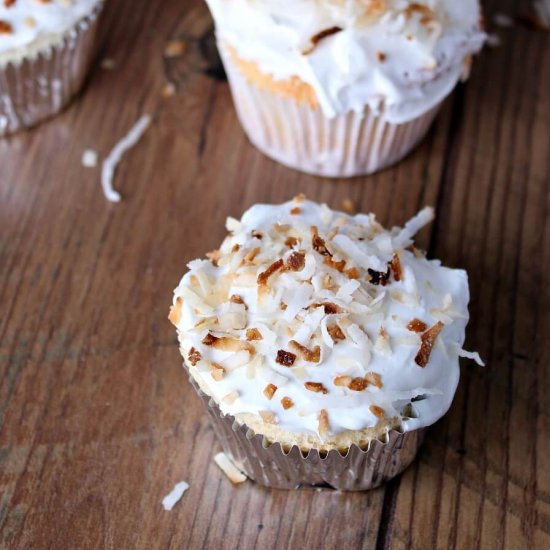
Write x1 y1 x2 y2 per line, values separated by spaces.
219 43 440 178
0 3 103 137
191 377 426 491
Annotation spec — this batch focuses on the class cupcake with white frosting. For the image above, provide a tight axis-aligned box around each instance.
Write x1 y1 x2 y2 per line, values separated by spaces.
169 196 483 490
0 0 103 136
205 0 485 177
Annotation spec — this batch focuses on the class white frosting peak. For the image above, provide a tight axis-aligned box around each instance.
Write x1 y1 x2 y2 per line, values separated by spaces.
172 198 479 439
0 0 101 58
206 0 485 122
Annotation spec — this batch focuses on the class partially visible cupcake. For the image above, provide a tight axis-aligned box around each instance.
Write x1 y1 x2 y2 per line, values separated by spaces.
204 0 485 177
169 196 483 490
0 0 103 136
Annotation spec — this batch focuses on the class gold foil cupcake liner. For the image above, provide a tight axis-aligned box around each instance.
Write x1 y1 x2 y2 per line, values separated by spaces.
218 42 440 178
188 376 426 491
0 2 103 137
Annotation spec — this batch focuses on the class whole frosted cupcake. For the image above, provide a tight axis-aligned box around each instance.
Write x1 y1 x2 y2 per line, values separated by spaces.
0 0 103 136
205 0 485 177
170 196 482 490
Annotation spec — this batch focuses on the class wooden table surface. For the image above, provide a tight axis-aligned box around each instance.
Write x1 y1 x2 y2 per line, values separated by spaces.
1 0 549 548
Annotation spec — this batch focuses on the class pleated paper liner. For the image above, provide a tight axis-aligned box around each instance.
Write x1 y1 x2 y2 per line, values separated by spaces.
219 42 440 178
189 376 426 491
0 2 103 137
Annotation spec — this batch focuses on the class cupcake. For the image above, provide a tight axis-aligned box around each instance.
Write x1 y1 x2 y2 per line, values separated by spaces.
204 0 485 177
169 196 482 490
0 0 103 137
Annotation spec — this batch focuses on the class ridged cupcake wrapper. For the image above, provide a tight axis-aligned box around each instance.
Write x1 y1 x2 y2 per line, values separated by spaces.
0 2 103 137
188 375 426 491
219 44 440 178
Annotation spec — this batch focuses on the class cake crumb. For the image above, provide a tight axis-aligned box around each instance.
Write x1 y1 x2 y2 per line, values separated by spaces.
341 198 356 214
214 452 247 484
161 480 189 511
82 149 98 168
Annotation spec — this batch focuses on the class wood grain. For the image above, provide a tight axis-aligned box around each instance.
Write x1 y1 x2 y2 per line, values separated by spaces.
0 0 548 548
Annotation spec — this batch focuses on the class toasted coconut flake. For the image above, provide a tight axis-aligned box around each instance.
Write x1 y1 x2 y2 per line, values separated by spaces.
369 405 385 419
223 391 239 404
324 256 346 272
349 377 369 391
251 230 263 240
304 381 328 394
281 397 294 410
289 340 321 363
276 350 296 367
259 410 278 424
318 409 330 437
202 333 255 354
210 363 226 381
286 251 306 272
188 347 202 366
246 328 263 341
327 324 346 342
313 302 342 314
304 26 343 55
293 193 306 203
243 247 261 265
285 236 299 248
368 267 390 286
0 20 13 34
206 249 220 266
214 452 247 484
257 259 284 286
365 371 383 388
415 321 444 367
230 294 247 309
390 253 403 281
290 207 302 215
334 375 352 387
311 226 332 257
407 318 428 333
263 383 277 400
347 267 360 279
168 296 183 326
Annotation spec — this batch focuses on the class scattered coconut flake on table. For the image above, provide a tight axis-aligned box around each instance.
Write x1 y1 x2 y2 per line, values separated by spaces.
214 452 247 484
161 480 189 511
101 114 152 203
100 58 116 70
457 348 486 367
82 149 98 168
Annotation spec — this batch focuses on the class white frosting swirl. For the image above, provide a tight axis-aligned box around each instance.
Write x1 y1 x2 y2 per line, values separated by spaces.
0 0 101 59
205 0 485 122
171 198 479 439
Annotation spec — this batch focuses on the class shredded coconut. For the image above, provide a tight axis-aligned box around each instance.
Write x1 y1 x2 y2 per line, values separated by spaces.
81 149 98 168
214 452 247 484
394 207 435 248
457 348 485 366
161 480 189 511
101 114 152 203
